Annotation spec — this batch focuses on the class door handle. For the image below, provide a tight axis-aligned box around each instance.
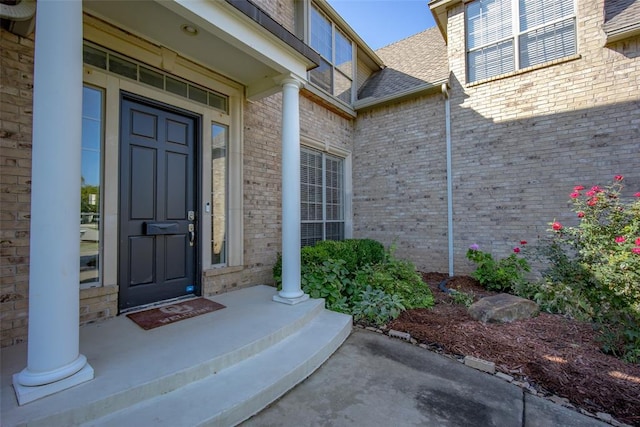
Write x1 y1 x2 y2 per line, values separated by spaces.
188 223 195 247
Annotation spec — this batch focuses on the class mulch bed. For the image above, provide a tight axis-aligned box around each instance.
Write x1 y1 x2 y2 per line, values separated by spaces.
387 272 640 426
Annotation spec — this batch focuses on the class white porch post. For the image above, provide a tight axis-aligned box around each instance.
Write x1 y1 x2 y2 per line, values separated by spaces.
273 78 309 305
13 0 94 405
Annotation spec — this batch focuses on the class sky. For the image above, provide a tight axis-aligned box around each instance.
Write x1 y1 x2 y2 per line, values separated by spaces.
326 0 436 50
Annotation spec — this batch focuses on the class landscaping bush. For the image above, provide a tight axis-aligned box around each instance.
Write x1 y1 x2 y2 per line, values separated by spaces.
466 243 530 293
272 239 433 327
523 175 640 362
352 286 405 326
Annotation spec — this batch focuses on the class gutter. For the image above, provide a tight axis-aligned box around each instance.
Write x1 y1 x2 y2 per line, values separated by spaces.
604 23 640 44
354 78 448 111
0 0 36 37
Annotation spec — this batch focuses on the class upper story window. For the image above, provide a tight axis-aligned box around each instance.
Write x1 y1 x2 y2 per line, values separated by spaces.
466 0 576 83
309 3 354 104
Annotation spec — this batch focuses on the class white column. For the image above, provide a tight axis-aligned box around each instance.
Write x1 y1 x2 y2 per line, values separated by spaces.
13 0 94 405
273 78 309 305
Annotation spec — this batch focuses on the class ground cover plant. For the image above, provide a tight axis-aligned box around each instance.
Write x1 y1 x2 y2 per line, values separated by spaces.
273 239 434 326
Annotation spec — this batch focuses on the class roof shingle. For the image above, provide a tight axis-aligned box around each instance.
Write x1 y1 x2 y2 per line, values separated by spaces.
603 0 640 41
358 27 449 101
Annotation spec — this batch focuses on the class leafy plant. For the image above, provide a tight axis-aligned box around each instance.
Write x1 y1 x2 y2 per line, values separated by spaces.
352 285 405 327
353 259 434 309
301 259 352 312
466 244 530 293
527 175 640 361
450 290 475 307
272 239 434 320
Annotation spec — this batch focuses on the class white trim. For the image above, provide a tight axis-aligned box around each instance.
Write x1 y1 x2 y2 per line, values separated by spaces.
82 60 242 291
299 141 352 241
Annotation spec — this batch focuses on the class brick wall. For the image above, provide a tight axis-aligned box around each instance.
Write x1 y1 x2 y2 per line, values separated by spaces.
353 95 449 272
446 0 640 273
251 0 296 34
353 0 639 275
205 92 354 296
0 29 34 347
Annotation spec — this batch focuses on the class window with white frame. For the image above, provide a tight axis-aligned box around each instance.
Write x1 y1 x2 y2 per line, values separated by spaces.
466 0 576 83
301 147 345 247
80 85 103 285
309 3 354 104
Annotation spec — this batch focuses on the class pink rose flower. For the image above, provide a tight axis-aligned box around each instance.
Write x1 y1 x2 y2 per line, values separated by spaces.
635 192 640 197
520 240 527 245
614 175 623 181
591 186 602 193
577 212 585 218
513 247 520 253
574 185 584 191
633 248 640 255
636 237 640 246
587 197 598 206
552 222 562 231
586 190 595 197
615 236 626 244
570 192 580 198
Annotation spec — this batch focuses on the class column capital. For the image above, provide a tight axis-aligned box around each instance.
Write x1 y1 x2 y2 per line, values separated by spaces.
275 74 304 90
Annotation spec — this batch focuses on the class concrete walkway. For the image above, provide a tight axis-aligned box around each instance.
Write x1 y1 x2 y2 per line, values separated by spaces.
243 328 609 427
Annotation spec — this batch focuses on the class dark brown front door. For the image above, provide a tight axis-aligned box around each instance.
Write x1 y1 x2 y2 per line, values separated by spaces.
119 94 198 311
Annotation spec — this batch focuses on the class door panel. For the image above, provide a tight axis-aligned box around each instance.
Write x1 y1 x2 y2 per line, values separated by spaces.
119 95 198 310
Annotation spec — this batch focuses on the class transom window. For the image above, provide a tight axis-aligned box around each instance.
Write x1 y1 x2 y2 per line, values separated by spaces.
301 147 345 247
466 0 576 82
309 3 354 104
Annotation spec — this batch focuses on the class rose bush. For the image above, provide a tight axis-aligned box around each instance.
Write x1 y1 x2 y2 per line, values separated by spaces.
527 176 640 362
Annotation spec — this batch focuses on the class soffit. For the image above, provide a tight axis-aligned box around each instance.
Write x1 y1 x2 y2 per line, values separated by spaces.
83 0 317 100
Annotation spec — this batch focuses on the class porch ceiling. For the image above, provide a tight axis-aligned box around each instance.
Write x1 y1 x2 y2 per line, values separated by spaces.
83 0 317 100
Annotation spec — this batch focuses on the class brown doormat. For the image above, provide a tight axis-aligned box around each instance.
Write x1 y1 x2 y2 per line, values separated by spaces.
126 298 226 330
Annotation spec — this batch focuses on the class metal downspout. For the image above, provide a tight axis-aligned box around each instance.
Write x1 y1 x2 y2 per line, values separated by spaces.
442 82 454 277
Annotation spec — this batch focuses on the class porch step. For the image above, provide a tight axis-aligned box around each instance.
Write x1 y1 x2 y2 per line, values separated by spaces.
84 308 352 427
1 286 351 427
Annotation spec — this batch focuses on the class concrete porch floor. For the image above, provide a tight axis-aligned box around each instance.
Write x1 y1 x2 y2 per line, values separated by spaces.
1 285 352 426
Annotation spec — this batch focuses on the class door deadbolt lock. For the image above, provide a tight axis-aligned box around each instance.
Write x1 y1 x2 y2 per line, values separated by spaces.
188 211 195 221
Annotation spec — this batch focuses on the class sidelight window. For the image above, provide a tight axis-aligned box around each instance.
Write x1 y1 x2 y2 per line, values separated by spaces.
80 85 103 285
211 123 228 265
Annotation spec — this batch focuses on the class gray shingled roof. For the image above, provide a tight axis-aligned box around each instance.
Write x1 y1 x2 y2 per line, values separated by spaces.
603 0 640 41
358 27 448 101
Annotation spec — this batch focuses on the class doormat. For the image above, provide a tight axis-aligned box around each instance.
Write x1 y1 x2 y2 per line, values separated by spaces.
126 298 226 330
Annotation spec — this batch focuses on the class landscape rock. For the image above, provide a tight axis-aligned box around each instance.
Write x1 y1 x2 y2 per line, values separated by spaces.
468 293 539 323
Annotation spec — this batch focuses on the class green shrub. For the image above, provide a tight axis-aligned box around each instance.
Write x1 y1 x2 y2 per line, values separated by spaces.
354 259 434 309
352 286 405 327
450 290 475 308
466 244 530 293
272 238 433 319
300 259 351 312
526 175 640 361
273 239 386 288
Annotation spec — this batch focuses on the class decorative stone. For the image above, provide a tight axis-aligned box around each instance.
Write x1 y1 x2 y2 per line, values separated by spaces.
388 329 411 341
495 372 514 382
463 355 495 374
468 293 539 323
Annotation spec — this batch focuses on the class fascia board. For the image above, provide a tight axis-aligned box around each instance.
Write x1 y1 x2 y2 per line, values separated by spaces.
164 0 311 80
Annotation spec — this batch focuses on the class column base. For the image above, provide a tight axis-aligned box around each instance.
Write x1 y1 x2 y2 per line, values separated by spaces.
273 293 310 305
13 364 94 406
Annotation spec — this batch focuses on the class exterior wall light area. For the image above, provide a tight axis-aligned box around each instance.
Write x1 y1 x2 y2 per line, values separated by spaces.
180 24 198 36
